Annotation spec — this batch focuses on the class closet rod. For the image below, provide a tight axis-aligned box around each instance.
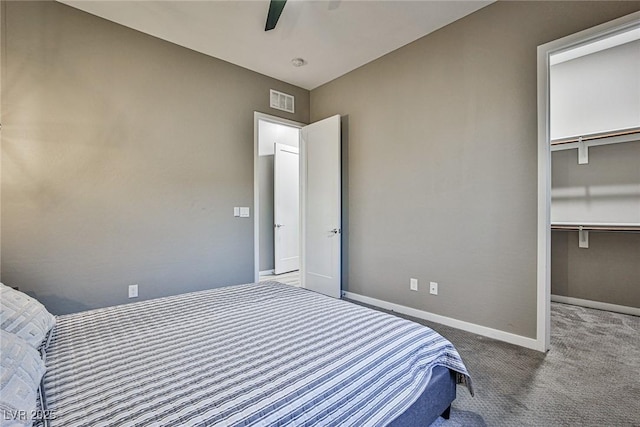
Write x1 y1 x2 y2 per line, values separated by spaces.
551 224 640 233
551 126 640 146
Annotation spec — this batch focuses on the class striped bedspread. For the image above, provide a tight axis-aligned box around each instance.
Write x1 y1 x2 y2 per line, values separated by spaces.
43 282 471 426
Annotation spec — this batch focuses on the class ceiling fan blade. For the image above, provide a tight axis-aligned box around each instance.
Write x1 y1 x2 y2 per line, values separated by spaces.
265 0 287 31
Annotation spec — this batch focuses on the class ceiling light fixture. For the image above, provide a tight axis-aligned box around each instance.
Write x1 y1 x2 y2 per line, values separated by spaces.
291 58 307 67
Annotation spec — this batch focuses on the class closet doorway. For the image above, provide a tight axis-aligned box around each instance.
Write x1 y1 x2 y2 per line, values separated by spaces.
537 11 640 352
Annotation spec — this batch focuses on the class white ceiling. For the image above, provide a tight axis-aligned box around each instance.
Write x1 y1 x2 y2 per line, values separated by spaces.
59 0 493 90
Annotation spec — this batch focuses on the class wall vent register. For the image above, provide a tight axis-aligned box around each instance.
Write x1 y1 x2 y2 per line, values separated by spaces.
270 89 295 113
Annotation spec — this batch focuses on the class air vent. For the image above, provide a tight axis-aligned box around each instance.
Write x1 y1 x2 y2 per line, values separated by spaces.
270 89 295 113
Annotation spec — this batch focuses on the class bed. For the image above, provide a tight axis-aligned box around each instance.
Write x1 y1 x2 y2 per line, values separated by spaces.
4 281 472 426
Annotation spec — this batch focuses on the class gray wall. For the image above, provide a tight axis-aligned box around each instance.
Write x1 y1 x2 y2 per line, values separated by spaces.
0 1 309 314
310 1 640 338
552 231 640 308
259 156 275 272
551 142 640 308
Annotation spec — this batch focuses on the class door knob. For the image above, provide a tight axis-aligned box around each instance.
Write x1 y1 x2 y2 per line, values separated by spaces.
330 228 341 234
275 224 285 228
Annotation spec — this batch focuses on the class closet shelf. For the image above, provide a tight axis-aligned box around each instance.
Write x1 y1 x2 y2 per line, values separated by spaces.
552 223 640 248
551 223 640 233
551 126 640 146
550 127 640 164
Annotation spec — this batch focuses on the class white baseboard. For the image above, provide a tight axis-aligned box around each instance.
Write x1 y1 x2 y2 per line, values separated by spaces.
342 291 541 351
259 270 275 276
551 294 640 317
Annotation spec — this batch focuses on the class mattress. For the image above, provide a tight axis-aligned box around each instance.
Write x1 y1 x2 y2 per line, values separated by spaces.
42 281 471 426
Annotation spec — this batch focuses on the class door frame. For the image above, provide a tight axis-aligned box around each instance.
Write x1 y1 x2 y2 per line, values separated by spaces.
253 112 305 282
536 11 640 352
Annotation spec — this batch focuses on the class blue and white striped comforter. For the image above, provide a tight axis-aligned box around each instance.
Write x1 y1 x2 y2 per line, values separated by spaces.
43 282 471 426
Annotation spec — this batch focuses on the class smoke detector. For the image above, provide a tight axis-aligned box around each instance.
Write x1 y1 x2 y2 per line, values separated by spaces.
291 58 307 67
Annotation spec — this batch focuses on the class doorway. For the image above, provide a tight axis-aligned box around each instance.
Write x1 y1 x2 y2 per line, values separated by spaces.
254 112 343 298
537 11 640 352
253 113 304 285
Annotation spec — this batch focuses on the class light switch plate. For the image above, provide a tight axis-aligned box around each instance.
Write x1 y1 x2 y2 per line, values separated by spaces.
233 207 240 217
410 278 418 291
128 284 138 298
240 207 250 218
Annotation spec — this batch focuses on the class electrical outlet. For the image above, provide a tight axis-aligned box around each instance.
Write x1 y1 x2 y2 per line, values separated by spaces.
128 284 139 298
410 278 418 291
429 282 438 295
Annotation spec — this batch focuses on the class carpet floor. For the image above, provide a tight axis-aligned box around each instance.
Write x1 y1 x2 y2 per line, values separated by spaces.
352 301 640 426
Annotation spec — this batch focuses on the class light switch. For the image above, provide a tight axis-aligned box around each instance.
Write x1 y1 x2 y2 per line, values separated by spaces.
233 207 240 217
240 207 250 218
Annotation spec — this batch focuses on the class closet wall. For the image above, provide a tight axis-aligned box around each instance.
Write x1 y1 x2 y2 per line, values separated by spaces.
551 142 640 309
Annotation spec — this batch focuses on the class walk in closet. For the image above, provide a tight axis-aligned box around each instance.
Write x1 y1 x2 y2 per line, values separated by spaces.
549 28 640 315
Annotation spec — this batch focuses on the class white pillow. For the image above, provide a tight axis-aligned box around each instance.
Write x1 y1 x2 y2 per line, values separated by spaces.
0 330 47 427
0 283 56 349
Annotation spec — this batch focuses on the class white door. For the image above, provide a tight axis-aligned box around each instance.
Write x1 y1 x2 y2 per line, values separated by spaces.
274 142 300 274
300 115 341 298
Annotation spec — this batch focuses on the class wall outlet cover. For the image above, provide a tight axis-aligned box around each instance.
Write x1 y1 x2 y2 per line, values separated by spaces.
429 282 438 295
410 278 418 291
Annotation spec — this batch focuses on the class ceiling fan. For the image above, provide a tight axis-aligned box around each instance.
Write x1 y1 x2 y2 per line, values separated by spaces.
265 0 287 31
264 0 340 31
